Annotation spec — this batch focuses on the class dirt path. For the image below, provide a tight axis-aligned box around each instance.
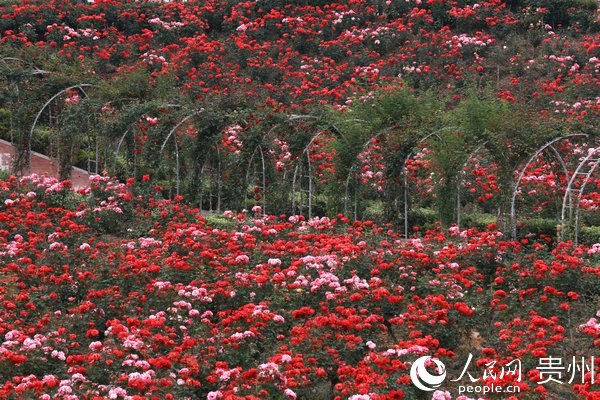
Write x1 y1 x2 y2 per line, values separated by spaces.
0 139 90 188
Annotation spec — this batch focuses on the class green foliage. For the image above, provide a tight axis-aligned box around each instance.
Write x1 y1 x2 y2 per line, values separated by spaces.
0 47 595 239
581 209 600 227
518 218 557 238
203 213 237 230
452 90 508 144
30 127 51 155
0 169 10 182
579 226 600 245
409 207 438 230
361 200 384 222
428 130 468 227
56 98 100 179
450 90 560 228
461 213 497 231
0 108 9 141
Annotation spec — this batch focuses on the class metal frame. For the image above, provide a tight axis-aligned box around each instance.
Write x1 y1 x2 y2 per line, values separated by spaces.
400 129 450 238
560 145 600 245
259 115 349 218
291 130 335 219
0 57 50 76
1 58 50 175
341 126 455 236
456 142 488 229
245 145 267 214
159 110 203 196
343 126 396 217
510 134 588 239
112 103 184 181
28 84 95 174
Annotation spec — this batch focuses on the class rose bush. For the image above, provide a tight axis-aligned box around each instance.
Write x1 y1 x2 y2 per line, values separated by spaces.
0 175 598 399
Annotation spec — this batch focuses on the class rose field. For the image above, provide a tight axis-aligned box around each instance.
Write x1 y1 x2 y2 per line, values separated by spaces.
0 174 598 400
0 0 600 399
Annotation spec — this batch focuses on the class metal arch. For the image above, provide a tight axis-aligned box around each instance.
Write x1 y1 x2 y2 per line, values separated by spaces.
216 146 222 213
291 143 314 218
114 128 131 168
546 144 572 211
510 134 588 239
158 111 201 196
28 84 96 174
400 127 454 238
546 144 570 187
195 137 224 211
257 115 352 216
401 128 453 167
560 146 600 245
457 142 568 231
341 126 456 224
456 141 488 229
244 144 268 215
343 126 398 216
258 145 266 215
287 113 353 145
159 110 203 153
244 145 260 209
1 57 51 75
117 103 185 155
157 131 181 196
93 98 138 175
112 103 186 178
259 114 310 144
290 128 338 218
278 114 322 219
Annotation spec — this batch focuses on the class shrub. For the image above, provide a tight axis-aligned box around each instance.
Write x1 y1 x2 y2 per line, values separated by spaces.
461 213 497 231
518 218 557 238
203 213 237 230
409 207 438 230
579 226 600 245
0 108 9 141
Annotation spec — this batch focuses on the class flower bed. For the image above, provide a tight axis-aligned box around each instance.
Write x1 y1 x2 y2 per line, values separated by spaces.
0 175 598 399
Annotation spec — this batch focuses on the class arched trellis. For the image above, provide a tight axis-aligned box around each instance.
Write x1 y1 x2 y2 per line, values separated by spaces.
159 109 204 196
291 135 317 219
343 126 394 220
91 97 140 174
85 98 140 175
242 114 349 217
456 141 488 229
0 57 51 173
245 145 267 213
400 129 451 238
242 116 307 215
28 84 96 175
342 127 454 231
112 103 184 180
510 134 589 239
290 119 352 218
0 57 50 75
560 144 600 245
194 143 224 213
